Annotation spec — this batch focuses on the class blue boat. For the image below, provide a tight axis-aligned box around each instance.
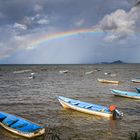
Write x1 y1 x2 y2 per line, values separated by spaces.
111 89 140 99
57 96 123 119
136 88 140 93
0 112 45 138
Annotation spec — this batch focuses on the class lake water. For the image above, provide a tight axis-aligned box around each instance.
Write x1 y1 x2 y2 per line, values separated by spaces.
0 64 140 140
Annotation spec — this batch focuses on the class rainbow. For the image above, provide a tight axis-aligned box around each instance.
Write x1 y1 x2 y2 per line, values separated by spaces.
27 27 101 49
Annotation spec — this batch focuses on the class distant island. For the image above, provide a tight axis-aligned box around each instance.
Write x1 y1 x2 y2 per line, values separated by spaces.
111 60 124 64
101 60 125 64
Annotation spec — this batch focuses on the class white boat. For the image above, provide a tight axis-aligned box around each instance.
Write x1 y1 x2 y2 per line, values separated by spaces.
97 78 119 84
131 78 140 83
104 72 111 75
13 70 32 74
85 71 94 75
57 96 123 119
28 73 35 79
59 70 69 74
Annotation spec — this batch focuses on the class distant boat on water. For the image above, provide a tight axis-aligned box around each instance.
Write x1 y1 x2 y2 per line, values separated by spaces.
59 70 69 74
104 72 111 75
111 89 140 99
0 112 45 138
85 71 94 75
131 78 140 83
28 73 35 79
104 72 116 77
57 96 123 119
13 70 32 74
97 78 119 84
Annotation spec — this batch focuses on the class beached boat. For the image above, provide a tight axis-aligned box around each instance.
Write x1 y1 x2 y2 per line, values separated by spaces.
131 78 140 83
57 96 123 119
97 78 119 84
0 112 45 138
111 89 140 99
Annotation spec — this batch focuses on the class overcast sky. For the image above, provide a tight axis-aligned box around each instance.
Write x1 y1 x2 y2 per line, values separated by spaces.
0 0 140 64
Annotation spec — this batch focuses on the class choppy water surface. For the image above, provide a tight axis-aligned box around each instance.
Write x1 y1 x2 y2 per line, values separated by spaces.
0 64 140 140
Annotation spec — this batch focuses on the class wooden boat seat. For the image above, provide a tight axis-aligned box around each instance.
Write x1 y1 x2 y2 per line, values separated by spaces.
2 116 18 126
0 113 6 121
11 120 28 129
84 105 93 109
69 101 79 105
17 123 43 133
77 103 86 108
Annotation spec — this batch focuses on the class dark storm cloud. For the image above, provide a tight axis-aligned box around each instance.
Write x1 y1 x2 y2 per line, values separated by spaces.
0 0 133 38
0 1 34 23
0 0 131 27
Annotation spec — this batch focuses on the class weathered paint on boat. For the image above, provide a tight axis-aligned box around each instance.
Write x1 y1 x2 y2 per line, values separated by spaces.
97 78 119 84
0 112 45 138
111 89 140 99
57 96 113 118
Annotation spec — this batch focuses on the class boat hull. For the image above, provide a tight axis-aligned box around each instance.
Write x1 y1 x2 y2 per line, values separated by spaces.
97 79 119 84
0 122 45 138
131 79 140 83
111 89 140 99
58 96 113 118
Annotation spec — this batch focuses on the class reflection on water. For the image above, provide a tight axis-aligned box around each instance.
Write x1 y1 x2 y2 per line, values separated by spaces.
0 64 140 140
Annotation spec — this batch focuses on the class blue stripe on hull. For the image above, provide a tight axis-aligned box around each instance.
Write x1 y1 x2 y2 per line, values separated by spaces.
111 89 140 96
111 89 140 98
